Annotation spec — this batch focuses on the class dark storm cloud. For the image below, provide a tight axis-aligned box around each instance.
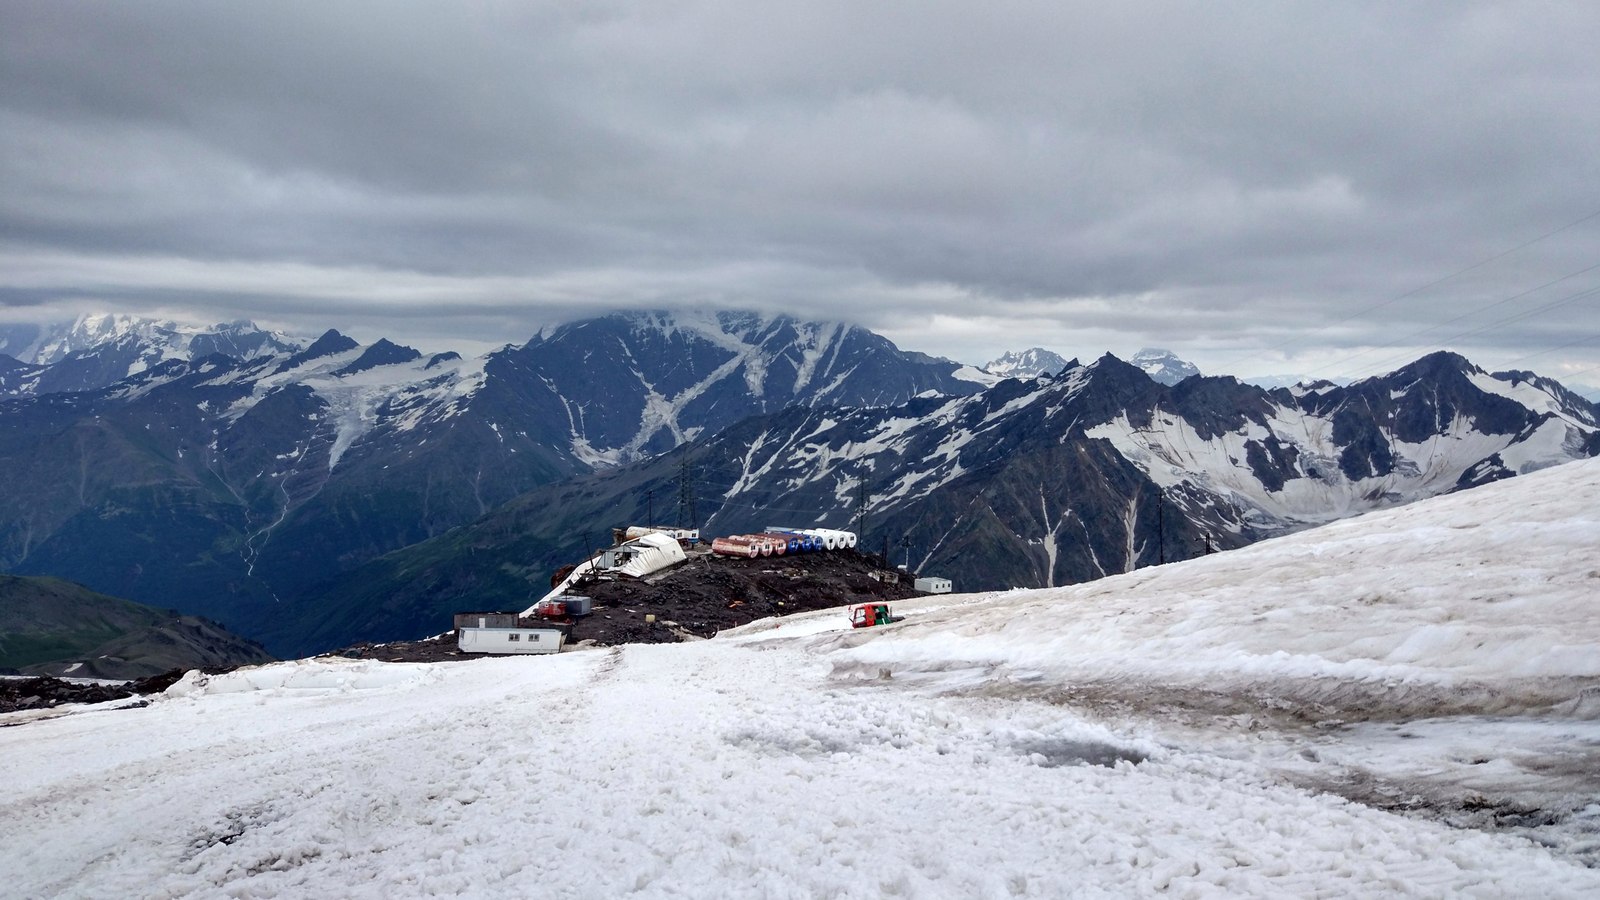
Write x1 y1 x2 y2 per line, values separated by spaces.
2 1 1598 380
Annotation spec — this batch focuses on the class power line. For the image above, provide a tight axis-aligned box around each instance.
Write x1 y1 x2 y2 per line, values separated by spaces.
1497 333 1600 370
855 476 871 542
1545 359 1600 387
1305 260 1600 380
1212 206 1600 375
693 489 858 521
1335 262 1600 376
677 474 893 524
676 454 697 529
1338 281 1600 380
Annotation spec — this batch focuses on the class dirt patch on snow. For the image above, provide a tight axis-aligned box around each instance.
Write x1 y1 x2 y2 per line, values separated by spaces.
919 672 1600 731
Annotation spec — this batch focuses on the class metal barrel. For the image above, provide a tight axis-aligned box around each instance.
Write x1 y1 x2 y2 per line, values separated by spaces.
711 536 761 558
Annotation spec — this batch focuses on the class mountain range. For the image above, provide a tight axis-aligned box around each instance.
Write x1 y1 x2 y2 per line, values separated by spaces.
0 311 984 644
276 349 1597 655
981 347 1202 386
1 311 1595 656
0 315 300 397
981 347 1070 380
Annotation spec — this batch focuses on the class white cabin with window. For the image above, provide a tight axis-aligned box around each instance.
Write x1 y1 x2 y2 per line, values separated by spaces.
914 576 952 594
457 623 565 654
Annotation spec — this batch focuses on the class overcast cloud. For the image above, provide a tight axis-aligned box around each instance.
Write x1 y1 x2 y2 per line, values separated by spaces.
2 1 1598 381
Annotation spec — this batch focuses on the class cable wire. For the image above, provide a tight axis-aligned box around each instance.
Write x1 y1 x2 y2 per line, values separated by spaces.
1212 206 1600 374
1307 261 1600 380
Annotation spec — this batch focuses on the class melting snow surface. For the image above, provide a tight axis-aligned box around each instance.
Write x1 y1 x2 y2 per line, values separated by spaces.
4 459 1600 896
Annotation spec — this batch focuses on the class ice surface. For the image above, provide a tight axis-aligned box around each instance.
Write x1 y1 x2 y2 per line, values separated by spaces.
4 459 1600 896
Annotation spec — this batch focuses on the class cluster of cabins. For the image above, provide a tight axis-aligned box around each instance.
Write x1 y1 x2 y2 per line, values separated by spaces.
453 523 949 655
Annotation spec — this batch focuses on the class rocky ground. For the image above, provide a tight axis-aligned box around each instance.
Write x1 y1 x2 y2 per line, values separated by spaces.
337 548 925 662
575 547 923 640
0 668 210 715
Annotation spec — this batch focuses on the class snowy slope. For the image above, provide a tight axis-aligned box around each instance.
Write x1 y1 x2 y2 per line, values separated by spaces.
211 341 490 470
4 458 1600 896
1129 347 1201 385
802 453 1600 863
24 313 300 366
823 455 1600 695
497 309 986 466
982 347 1070 379
1086 354 1599 531
0 314 304 397
0 310 989 640
697 352 1596 568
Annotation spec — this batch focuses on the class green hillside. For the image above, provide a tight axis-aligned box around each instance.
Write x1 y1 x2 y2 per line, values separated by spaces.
0 575 273 679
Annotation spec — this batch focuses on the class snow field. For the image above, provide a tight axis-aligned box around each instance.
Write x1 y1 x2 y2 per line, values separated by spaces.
825 457 1600 703
806 457 1600 867
5 459 1600 896
4 636 1598 898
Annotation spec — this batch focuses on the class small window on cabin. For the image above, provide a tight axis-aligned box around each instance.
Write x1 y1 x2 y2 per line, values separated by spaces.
531 634 540 641
508 633 520 641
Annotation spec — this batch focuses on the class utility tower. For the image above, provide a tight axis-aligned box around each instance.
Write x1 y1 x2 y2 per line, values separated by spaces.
854 477 870 543
1157 492 1165 565
676 455 697 529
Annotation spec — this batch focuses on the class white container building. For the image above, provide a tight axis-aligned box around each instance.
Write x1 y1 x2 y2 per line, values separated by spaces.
456 619 566 654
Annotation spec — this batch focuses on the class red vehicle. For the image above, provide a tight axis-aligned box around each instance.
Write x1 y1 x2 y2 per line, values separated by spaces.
850 603 903 628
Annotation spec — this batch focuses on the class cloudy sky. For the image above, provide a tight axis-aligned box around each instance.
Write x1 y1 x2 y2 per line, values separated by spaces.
3 1 1598 382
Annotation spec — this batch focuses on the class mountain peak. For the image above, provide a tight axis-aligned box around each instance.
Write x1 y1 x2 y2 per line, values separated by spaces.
33 314 177 365
1399 349 1478 378
1129 348 1201 385
5 314 301 369
302 329 358 358
982 347 1070 379
271 329 359 375
334 338 423 376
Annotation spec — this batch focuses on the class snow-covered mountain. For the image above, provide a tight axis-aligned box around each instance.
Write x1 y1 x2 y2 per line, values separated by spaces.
6 306 1596 654
6 457 1599 896
299 348 1600 653
0 310 987 641
673 350 1596 578
0 314 302 397
0 326 505 625
0 353 44 396
983 347 1198 385
490 310 986 466
1128 347 1200 385
982 347 1070 379
32 313 301 366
